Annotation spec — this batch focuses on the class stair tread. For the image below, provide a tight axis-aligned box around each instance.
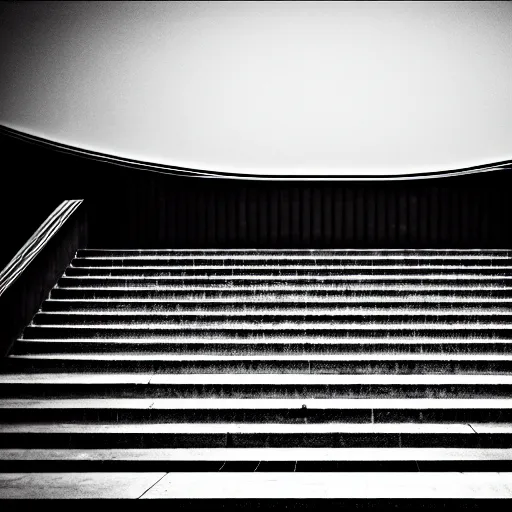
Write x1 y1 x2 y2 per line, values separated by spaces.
79 248 512 252
1 447 511 461
2 398 512 410
0 422 477 434
11 354 512 361
3 373 512 385
26 323 512 329
56 285 512 291
78 255 512 260
48 297 512 302
1 471 511 499
134 471 512 499
61 275 512 280
36 310 512 316
68 265 512 270
18 337 512 344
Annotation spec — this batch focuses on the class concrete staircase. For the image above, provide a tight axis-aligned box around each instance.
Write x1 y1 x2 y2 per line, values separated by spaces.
1 248 512 501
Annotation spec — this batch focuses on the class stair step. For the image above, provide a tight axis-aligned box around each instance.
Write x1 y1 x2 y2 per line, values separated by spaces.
50 288 512 300
4 446 511 459
55 283 512 293
22 324 512 340
2 398 512 424
1 373 512 399
16 338 512 356
0 422 505 448
41 298 512 312
7 353 512 375
66 266 512 277
58 276 512 287
78 248 512 255
3 397 511 410
1 447 511 472
5 373 512 384
31 311 512 326
74 254 512 263
1 471 512 500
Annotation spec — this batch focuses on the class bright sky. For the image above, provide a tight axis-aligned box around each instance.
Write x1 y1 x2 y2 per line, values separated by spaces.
0 1 511 176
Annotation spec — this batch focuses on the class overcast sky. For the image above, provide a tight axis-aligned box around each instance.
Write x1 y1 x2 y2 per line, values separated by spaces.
0 1 511 176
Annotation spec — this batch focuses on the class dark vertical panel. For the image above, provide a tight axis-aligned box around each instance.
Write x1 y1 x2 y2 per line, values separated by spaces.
489 187 502 246
408 189 418 247
323 186 333 248
418 188 428 248
344 188 354 246
302 188 311 246
175 185 186 246
206 187 216 246
481 187 490 245
386 187 396 246
269 188 279 246
226 189 237 246
470 187 480 247
311 188 322 246
366 187 376 246
196 187 206 247
439 187 450 246
376 188 387 246
216 188 227 246
290 187 301 246
149 178 158 247
238 186 247 246
187 189 198 246
258 187 268 245
355 188 365 245
451 187 460 247
167 186 177 246
280 188 290 247
333 187 343 246
247 187 259 247
398 187 408 246
429 187 439 248
460 187 470 246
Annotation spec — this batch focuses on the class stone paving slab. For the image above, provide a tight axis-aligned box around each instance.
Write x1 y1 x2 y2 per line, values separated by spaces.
0 472 165 499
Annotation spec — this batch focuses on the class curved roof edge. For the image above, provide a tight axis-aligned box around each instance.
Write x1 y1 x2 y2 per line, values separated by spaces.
1 124 511 181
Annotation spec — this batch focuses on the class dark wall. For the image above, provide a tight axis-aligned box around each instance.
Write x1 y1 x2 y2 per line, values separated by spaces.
87 174 511 249
2 129 512 255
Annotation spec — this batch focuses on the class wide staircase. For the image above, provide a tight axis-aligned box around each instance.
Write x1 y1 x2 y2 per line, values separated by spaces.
1 248 512 502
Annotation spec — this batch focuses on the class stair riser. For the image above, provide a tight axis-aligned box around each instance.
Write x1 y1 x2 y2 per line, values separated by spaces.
77 249 512 257
32 313 512 325
72 258 512 267
22 326 512 339
4 459 510 472
51 288 512 299
0 432 509 449
2 408 511 424
16 341 512 355
58 277 512 287
66 267 512 277
5 359 512 375
41 300 512 312
1 384 511 399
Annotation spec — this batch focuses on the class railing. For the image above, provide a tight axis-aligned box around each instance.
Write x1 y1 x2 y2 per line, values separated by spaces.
0 200 87 357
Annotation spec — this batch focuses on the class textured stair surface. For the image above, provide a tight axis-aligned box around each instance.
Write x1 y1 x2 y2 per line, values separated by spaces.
1 248 512 502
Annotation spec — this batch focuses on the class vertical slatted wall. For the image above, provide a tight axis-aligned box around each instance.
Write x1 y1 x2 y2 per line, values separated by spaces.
87 171 512 248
